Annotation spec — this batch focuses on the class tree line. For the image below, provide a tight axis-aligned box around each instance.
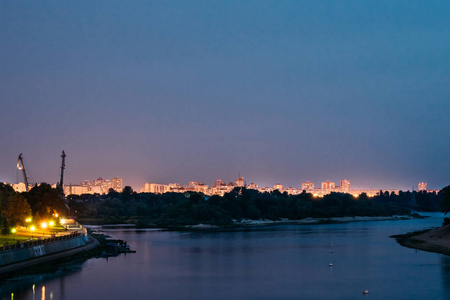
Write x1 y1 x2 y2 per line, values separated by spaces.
1 182 448 230
68 186 445 227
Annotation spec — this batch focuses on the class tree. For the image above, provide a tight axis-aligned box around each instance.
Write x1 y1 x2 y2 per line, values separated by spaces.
4 194 32 227
122 186 134 200
440 186 450 215
25 183 68 220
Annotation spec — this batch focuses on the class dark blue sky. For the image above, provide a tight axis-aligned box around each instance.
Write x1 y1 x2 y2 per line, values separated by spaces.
1 1 449 190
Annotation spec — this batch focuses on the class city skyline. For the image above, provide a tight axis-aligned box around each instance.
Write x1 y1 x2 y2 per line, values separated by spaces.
4 170 437 196
1 1 450 192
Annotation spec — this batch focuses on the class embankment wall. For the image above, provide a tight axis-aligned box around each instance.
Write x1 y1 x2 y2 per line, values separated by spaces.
0 234 86 266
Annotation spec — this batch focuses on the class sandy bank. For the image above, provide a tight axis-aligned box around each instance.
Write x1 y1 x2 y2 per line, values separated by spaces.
183 215 415 230
235 215 413 226
394 224 450 256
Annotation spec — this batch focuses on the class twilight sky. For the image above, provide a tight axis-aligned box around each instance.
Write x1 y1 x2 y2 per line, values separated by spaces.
1 1 450 191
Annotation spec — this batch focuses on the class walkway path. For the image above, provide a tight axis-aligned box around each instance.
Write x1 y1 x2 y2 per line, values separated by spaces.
0 235 99 277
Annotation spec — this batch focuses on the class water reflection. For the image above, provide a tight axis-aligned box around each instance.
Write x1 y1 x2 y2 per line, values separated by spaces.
441 256 450 299
0 260 85 300
1 213 448 300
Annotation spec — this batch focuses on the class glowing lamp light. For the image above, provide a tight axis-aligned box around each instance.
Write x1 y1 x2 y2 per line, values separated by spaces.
11 228 16 234
54 213 59 218
30 226 36 231
41 222 48 229
25 218 32 223
60 219 66 225
49 221 55 227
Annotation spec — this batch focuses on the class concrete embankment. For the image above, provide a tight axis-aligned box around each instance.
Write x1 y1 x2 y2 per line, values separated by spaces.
0 233 99 277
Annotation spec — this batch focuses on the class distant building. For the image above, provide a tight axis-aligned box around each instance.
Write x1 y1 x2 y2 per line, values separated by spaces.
235 176 244 187
112 176 123 192
211 179 229 196
418 182 427 191
302 181 314 191
274 183 284 191
340 178 351 193
65 176 124 195
321 181 335 191
12 182 29 193
247 182 258 190
259 187 272 193
142 182 168 194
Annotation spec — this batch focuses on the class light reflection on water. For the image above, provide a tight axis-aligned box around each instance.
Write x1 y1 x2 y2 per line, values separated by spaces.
0 213 448 300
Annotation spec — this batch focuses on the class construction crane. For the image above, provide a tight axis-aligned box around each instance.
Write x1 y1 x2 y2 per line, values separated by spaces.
17 153 29 192
56 150 66 200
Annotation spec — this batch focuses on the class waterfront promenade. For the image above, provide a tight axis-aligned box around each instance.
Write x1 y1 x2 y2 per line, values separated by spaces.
0 234 99 277
0 220 99 277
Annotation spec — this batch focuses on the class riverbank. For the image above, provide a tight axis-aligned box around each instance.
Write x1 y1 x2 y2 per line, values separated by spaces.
0 234 99 278
392 224 450 256
81 214 422 231
175 214 421 230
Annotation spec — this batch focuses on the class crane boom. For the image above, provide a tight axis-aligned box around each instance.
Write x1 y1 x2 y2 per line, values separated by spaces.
57 150 66 199
17 153 29 192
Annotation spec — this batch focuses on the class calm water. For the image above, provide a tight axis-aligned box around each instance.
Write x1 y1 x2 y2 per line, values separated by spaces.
1 213 449 300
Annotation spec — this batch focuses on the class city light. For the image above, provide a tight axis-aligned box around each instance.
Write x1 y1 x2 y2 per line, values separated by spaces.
30 225 36 238
41 222 48 229
49 221 54 227
25 217 32 223
11 228 16 234
60 219 66 225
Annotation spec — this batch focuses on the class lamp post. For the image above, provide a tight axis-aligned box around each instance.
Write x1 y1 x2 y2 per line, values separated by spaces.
41 222 48 237
11 228 16 242
30 226 35 239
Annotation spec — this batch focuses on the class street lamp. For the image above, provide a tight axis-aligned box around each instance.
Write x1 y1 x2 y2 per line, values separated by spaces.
11 228 16 242
30 226 36 239
41 222 48 236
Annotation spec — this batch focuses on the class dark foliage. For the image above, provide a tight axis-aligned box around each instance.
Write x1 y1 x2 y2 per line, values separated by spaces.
67 187 445 227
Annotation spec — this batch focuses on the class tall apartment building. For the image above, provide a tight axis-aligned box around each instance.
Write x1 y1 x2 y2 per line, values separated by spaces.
235 176 244 187
340 178 351 193
142 182 168 194
112 176 123 192
247 182 258 190
189 181 209 194
418 182 427 191
273 183 284 191
64 176 124 195
321 180 335 191
302 181 314 191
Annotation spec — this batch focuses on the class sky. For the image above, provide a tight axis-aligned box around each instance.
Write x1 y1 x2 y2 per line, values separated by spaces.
1 1 450 191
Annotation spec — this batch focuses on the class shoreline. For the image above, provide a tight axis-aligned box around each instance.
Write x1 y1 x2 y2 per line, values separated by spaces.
84 215 419 231
392 224 450 256
0 234 99 278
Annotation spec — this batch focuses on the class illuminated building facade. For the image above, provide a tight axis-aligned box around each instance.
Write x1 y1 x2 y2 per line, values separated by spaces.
63 176 124 195
302 181 314 191
321 180 335 191
418 182 427 191
273 183 284 191
340 178 351 193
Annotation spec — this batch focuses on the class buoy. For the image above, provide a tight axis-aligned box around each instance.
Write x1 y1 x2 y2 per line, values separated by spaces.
363 290 369 295
329 263 333 267
329 251 333 253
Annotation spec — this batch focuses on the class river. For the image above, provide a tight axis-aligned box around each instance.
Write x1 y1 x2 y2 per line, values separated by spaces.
1 213 449 300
